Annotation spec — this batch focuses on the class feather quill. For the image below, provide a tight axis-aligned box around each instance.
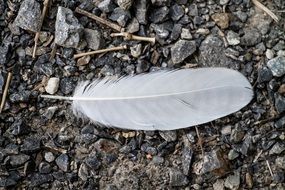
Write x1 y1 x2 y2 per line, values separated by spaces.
41 68 253 130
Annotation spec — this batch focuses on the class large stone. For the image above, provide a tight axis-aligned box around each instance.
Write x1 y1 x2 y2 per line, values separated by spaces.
171 40 196 64
55 7 83 48
135 0 147 24
84 29 104 50
14 0 41 32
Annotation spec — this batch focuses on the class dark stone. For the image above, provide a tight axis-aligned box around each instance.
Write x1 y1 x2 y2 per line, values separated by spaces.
188 4 198 16
169 4 184 21
233 135 252 156
182 147 193 175
200 149 229 174
29 173 53 187
230 125 245 143
258 67 273 83
136 60 150 73
169 168 189 186
274 93 285 114
55 154 69 172
240 27 261 46
85 156 101 170
109 8 131 27
149 6 169 23
135 0 148 24
0 177 17 187
60 78 76 95
159 131 177 142
75 134 97 145
14 0 41 32
269 142 285 155
8 120 30 136
39 162 52 174
151 24 169 39
9 91 31 103
0 44 10 66
9 154 30 167
55 7 83 48
78 0 94 11
0 72 3 93
34 55 54 76
170 24 182 41
98 0 116 13
151 0 170 6
275 116 285 128
21 136 41 153
171 40 196 64
199 35 239 69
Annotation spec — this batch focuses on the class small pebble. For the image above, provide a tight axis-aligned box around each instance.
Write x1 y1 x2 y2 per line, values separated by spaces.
45 78 60 95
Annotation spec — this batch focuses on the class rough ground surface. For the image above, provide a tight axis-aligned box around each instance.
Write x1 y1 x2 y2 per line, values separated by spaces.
0 0 285 189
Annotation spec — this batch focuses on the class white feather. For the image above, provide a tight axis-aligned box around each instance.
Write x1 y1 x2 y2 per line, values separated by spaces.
69 68 253 130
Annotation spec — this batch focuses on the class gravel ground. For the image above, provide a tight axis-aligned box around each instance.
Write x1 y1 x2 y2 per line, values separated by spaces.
0 0 285 189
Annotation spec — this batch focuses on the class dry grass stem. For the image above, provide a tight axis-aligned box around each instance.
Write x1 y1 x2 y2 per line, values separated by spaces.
75 7 122 32
32 0 51 59
0 72 13 113
111 32 156 44
74 45 128 59
252 0 279 22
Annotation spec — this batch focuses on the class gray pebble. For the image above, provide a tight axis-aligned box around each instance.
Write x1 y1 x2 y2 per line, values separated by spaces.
117 0 133 10
171 40 196 64
240 27 261 46
226 31 240 46
55 154 69 172
149 6 169 23
98 0 116 13
44 152 55 163
84 29 104 50
276 156 285 170
109 8 131 27
224 170 240 190
269 142 285 155
135 0 147 24
169 168 189 186
45 78 60 95
9 154 30 167
169 4 184 21
274 93 285 114
228 149 239 160
267 56 285 77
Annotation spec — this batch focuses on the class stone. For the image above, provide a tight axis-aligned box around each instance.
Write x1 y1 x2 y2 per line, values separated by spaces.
98 0 116 13
228 149 239 160
274 93 285 114
269 142 285 155
220 0 230 5
275 116 285 128
152 156 164 165
0 72 3 94
181 28 192 40
182 147 193 175
171 40 196 64
94 139 121 154
30 173 53 187
127 18 140 33
44 152 55 163
9 154 30 167
21 136 41 153
8 120 29 136
276 156 285 170
55 7 84 48
233 135 252 156
60 78 76 95
199 35 238 68
135 0 147 24
224 171 240 190
230 125 245 143
159 131 177 142
170 24 182 41
14 0 41 32
213 179 225 190
266 49 275 59
136 60 150 73
44 106 58 120
258 67 273 83
109 8 131 27
0 44 10 66
84 29 104 50
226 31 240 45
169 168 189 186
267 56 285 77
240 27 261 46
188 4 198 16
169 4 184 21
34 55 54 76
55 154 69 172
45 78 60 95
39 162 52 174
130 44 142 58
149 6 169 23
117 0 133 10
77 55 91 66
85 156 101 170
151 0 169 6
78 163 89 181
211 13 230 29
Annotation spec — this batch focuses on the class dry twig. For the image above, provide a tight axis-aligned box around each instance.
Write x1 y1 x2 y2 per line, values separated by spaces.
111 32 156 44
252 0 279 22
75 7 122 32
32 0 51 59
266 160 274 178
0 72 13 113
74 45 128 59
195 126 204 157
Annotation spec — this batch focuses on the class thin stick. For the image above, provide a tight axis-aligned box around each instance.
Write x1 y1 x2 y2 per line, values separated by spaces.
74 45 128 59
252 0 279 23
111 32 156 44
195 126 204 157
41 95 72 101
253 150 263 163
75 7 122 32
32 0 50 59
266 160 274 178
0 72 13 113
